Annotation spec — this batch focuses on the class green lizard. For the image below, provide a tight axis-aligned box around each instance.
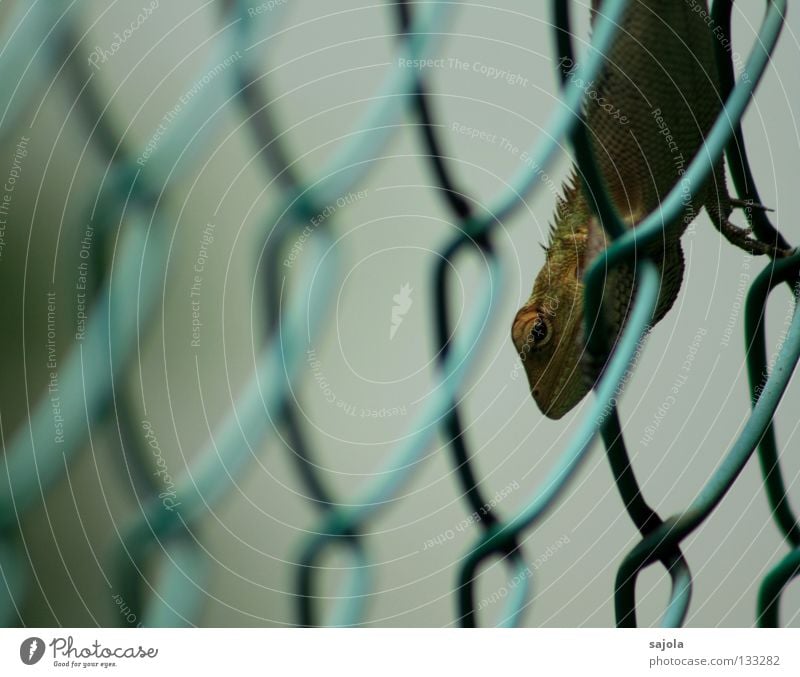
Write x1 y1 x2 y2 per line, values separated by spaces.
512 0 788 419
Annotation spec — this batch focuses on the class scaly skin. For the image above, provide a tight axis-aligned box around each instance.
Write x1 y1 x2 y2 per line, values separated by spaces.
512 0 768 419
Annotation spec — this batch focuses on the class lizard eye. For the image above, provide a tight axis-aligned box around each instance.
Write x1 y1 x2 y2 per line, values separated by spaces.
527 314 551 350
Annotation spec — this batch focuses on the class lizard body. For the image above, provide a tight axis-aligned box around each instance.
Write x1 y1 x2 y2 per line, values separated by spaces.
512 0 766 419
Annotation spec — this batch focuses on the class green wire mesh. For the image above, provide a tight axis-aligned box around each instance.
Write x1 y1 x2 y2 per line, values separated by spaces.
0 0 797 628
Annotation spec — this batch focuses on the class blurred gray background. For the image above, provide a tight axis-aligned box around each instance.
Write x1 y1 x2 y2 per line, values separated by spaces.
0 0 798 627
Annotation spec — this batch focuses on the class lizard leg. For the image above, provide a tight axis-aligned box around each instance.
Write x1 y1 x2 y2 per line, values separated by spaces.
715 218 793 257
705 163 792 257
705 184 791 257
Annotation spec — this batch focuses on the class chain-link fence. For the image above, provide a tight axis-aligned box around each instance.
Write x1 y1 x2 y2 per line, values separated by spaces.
0 0 798 628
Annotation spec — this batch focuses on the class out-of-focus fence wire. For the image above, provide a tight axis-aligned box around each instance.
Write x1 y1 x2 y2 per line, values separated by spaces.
0 0 797 628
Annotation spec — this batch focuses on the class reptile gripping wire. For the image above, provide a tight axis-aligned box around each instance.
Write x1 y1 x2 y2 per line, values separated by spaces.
0 0 798 631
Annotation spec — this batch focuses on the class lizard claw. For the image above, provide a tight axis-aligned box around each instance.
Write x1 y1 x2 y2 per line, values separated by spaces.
730 198 775 213
718 220 792 258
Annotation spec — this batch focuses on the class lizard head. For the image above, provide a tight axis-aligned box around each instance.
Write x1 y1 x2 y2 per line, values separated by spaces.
511 202 606 419
512 235 588 419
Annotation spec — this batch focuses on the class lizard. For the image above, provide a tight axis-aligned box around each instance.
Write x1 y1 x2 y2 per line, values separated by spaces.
512 0 789 420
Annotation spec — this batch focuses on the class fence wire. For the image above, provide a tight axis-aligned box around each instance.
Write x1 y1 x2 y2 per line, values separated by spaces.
0 0 798 628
